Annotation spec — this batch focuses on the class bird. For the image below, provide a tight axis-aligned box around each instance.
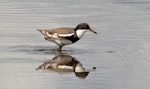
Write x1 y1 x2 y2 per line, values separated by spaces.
37 23 97 50
36 54 92 79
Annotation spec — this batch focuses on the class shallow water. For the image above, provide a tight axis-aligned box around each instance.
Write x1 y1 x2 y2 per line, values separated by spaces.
1 0 150 89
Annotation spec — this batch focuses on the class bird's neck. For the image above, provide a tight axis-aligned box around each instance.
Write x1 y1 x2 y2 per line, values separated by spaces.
75 29 87 39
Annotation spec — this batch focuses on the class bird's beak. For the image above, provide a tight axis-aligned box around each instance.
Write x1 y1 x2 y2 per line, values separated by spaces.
89 29 97 34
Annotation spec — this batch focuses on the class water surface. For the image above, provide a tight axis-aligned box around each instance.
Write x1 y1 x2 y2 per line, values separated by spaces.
1 0 150 89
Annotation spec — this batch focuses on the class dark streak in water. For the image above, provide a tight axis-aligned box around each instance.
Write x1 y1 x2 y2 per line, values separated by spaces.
9 45 94 55
106 50 116 53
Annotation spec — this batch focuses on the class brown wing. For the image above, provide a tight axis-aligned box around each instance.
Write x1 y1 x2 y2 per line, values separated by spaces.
45 27 75 34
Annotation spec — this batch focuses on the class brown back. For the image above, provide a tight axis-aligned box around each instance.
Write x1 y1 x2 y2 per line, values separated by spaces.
45 27 75 34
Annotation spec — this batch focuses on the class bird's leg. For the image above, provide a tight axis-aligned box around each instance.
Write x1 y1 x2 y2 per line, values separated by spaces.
59 45 62 50
58 45 62 51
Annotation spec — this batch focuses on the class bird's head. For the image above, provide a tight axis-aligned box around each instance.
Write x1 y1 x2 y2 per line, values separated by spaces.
75 23 97 38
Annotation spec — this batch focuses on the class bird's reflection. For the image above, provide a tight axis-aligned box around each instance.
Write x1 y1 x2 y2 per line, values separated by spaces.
37 52 96 79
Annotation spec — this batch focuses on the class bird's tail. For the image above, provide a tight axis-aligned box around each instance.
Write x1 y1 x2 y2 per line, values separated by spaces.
37 29 49 36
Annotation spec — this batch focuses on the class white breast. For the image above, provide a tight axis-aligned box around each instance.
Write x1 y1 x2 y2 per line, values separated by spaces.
75 63 85 72
76 29 87 38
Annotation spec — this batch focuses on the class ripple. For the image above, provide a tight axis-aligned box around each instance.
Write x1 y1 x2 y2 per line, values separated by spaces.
9 45 95 55
106 50 116 53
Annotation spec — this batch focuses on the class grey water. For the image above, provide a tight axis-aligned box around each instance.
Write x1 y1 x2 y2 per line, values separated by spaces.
1 0 150 89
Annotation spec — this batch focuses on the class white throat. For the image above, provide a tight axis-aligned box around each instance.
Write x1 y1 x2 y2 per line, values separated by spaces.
75 63 84 72
76 29 87 38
